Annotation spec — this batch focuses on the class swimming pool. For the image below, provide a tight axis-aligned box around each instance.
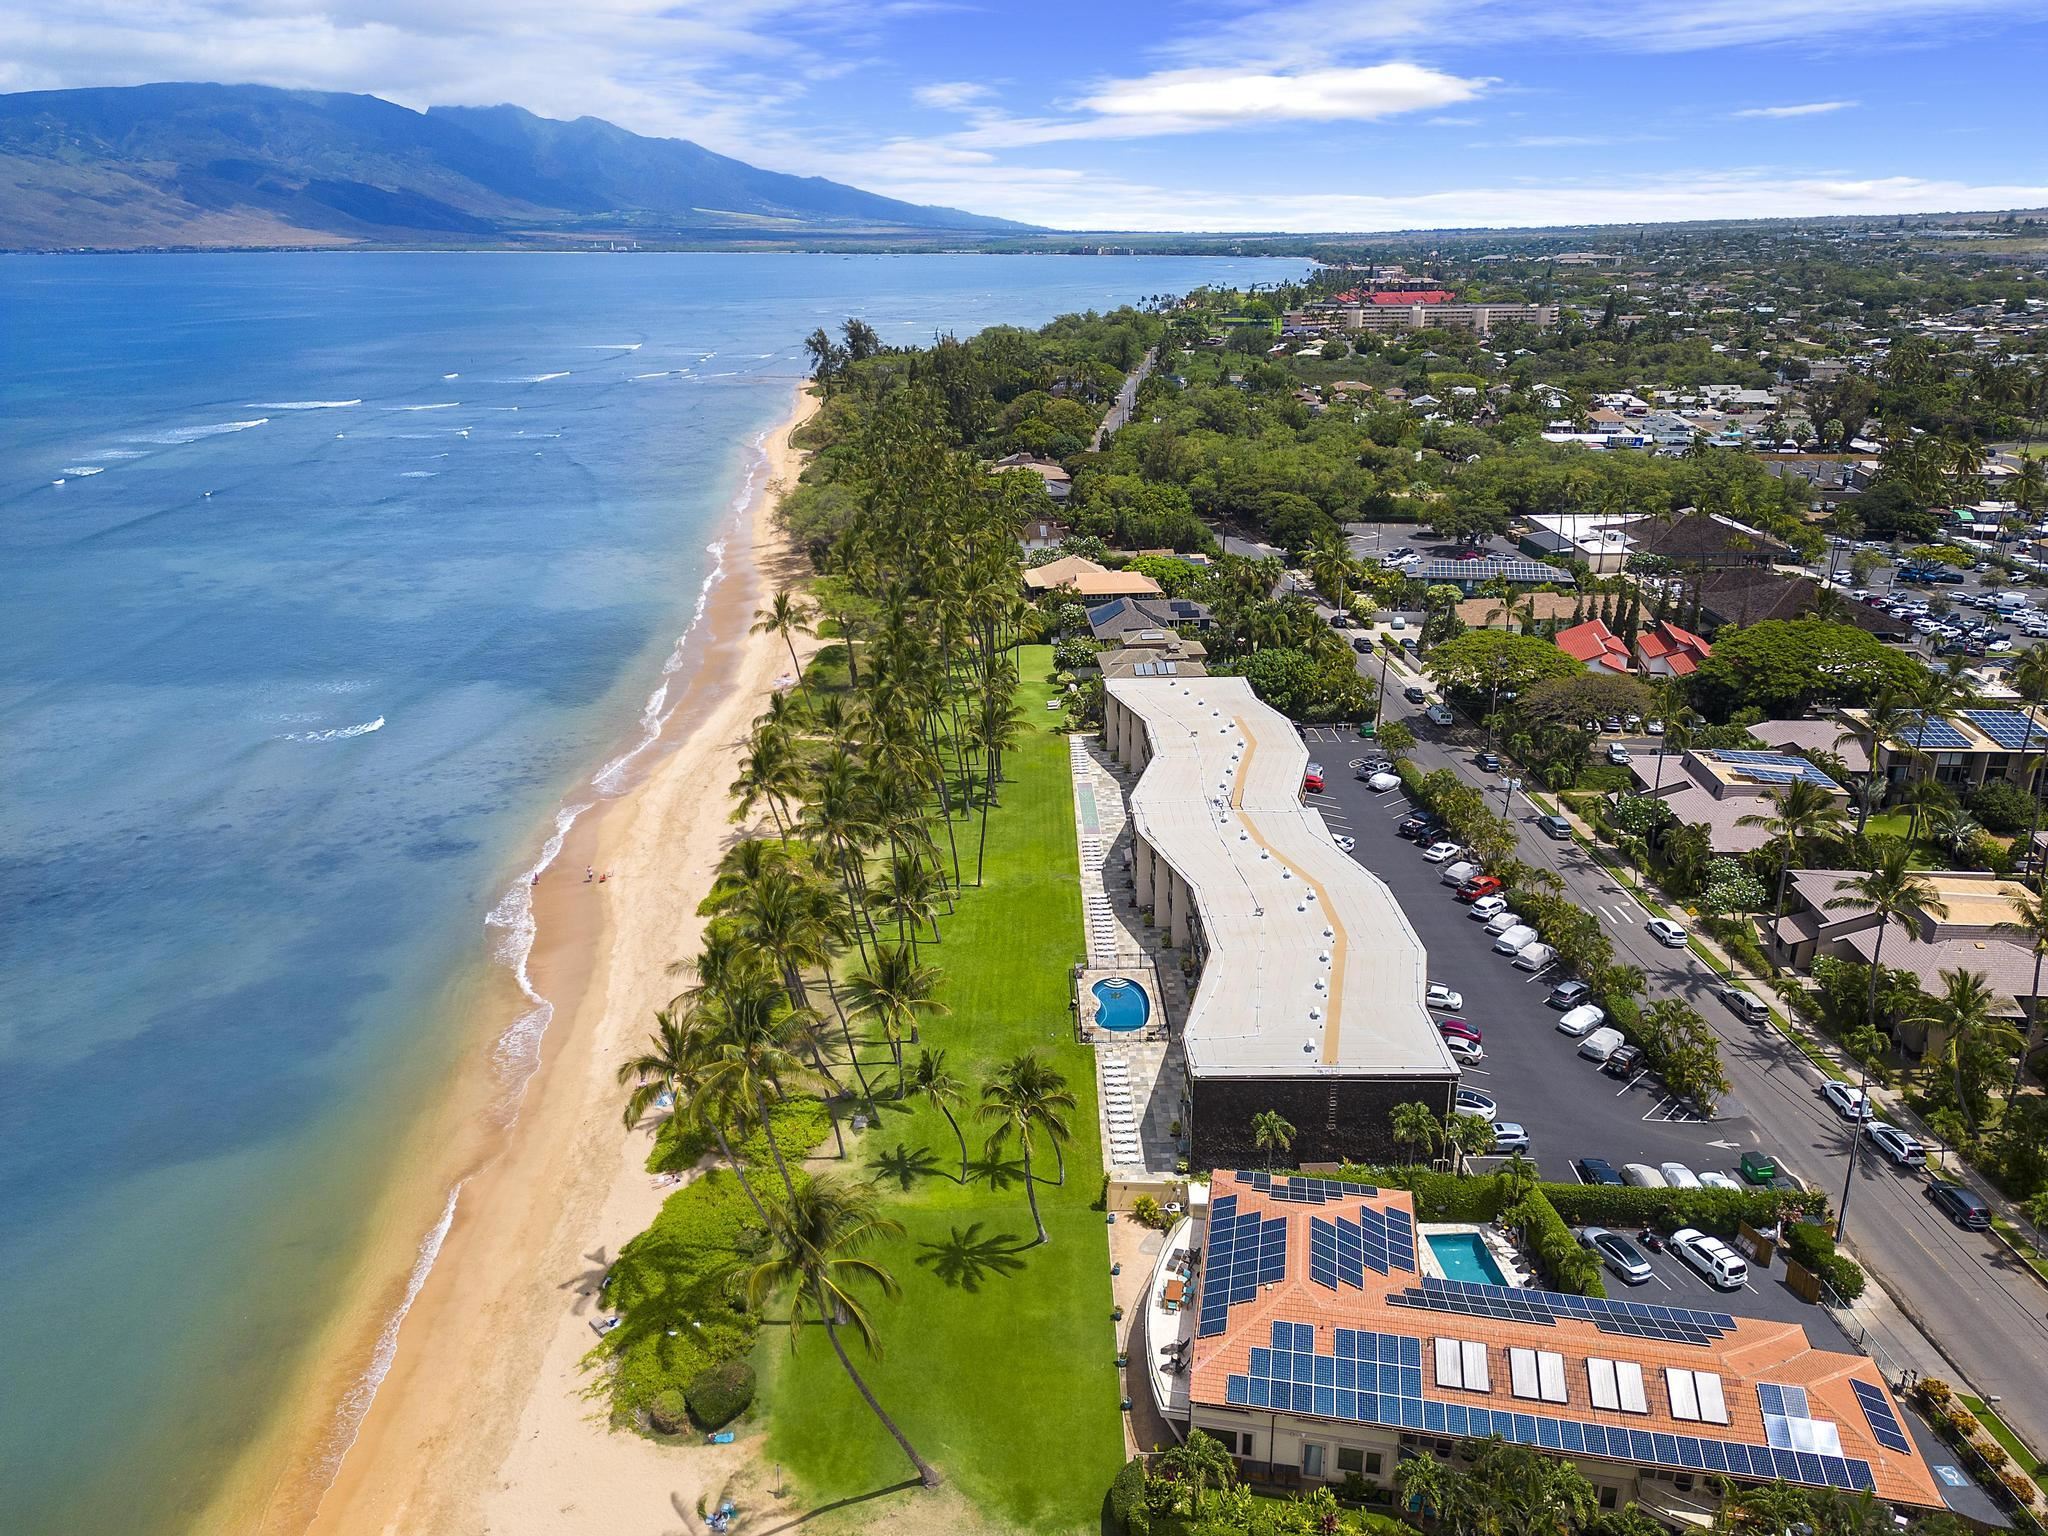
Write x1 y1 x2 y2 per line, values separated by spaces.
1092 977 1151 1032
1427 1231 1510 1286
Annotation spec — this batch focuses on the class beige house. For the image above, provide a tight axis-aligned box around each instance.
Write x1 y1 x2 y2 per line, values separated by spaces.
1022 555 1162 601
1453 592 1579 632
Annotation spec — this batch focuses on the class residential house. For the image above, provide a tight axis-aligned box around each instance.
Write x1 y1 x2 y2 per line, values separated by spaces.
1020 515 1073 553
988 452 1072 501
1453 591 1580 633
1022 555 1163 601
1748 719 1872 776
1086 594 1215 641
1555 619 1633 676
1626 748 1850 854
1837 703 2048 797
1633 621 1711 679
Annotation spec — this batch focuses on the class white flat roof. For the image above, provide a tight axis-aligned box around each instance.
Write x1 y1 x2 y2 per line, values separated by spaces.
1110 676 1456 1081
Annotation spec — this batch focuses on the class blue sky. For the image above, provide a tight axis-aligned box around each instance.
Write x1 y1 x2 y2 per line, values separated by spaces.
4 0 2046 230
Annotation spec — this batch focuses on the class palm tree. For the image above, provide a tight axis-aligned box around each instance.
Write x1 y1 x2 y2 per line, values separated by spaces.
845 943 950 1091
978 1052 1075 1244
1736 779 1850 947
1158 1427 1234 1517
1250 1109 1296 1171
616 1008 769 1226
907 1048 970 1182
1390 1101 1443 1166
748 1177 941 1489
699 972 813 1202
1843 692 1910 835
875 850 943 951
1912 967 2020 1133
730 726 803 835
1994 885 2048 1106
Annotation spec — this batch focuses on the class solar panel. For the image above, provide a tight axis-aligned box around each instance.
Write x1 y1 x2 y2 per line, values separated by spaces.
1389 1277 1736 1346
1705 750 1841 791
1236 1171 1380 1204
1964 709 2047 751
1895 714 1971 750
1851 1379 1913 1454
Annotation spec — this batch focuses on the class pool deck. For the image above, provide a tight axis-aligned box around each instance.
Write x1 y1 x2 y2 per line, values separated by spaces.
1421 1221 1531 1287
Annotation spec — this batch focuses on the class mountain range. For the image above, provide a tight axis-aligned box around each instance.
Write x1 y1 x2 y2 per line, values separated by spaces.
0 83 1033 250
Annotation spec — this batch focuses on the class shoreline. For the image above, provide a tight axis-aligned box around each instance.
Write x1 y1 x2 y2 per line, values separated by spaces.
214 381 822 1536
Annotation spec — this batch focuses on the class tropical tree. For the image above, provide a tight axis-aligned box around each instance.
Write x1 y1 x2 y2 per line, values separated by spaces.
753 588 815 696
1736 778 1850 941
1158 1427 1235 1517
845 942 950 1091
1994 885 2048 1104
978 1052 1076 1244
907 1048 970 1182
617 1007 770 1225
1825 839 1948 1041
1250 1109 1296 1170
1909 967 2021 1132
1391 1100 1444 1166
748 1176 941 1488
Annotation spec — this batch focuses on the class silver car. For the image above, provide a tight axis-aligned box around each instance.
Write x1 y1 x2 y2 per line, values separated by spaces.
1580 1226 1653 1286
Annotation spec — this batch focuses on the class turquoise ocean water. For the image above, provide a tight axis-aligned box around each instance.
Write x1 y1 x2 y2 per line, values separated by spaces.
0 252 1307 1534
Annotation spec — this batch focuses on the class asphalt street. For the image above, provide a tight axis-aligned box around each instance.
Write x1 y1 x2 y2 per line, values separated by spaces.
1299 656 2048 1452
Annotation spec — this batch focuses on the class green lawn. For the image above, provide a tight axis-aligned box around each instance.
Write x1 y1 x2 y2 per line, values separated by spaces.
1963 1393 2046 1476
758 644 1126 1530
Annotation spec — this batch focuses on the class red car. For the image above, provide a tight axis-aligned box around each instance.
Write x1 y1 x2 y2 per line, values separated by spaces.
1456 875 1503 903
1303 763 1325 794
1438 1017 1482 1044
1457 550 1484 561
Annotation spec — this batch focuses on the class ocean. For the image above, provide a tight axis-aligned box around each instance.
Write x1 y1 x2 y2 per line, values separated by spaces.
0 251 1308 1535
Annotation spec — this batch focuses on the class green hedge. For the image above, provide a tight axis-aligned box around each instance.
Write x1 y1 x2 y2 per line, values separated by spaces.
1514 1186 1606 1299
1333 1166 1505 1223
1781 1220 1867 1301
1542 1184 1821 1237
647 1093 832 1174
1109 1455 1150 1536
686 1358 756 1430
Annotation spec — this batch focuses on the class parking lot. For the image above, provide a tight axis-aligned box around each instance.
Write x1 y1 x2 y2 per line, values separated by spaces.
1302 735 1765 1188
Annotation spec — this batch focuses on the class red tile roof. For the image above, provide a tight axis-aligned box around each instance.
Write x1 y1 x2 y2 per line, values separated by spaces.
1371 290 1456 305
1555 619 1632 673
1189 1172 1942 1510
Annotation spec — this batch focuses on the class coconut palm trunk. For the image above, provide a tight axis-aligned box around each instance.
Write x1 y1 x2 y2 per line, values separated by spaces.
1018 1137 1047 1244
712 1122 772 1226
755 1086 802 1203
819 1281 943 1488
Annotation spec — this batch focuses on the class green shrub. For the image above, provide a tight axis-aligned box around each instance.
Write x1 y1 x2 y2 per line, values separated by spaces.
646 1388 689 1435
647 1094 832 1174
685 1358 756 1430
1967 778 2037 836
1332 1166 1505 1223
1542 1183 1819 1236
1782 1220 1867 1300
1109 1455 1151 1535
1513 1187 1607 1298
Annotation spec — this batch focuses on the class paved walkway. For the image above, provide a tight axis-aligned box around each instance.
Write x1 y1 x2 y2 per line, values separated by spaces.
1069 732 1191 1175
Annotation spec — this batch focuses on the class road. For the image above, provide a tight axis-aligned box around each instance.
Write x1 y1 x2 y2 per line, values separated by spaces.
1342 675 2048 1452
1091 347 1157 451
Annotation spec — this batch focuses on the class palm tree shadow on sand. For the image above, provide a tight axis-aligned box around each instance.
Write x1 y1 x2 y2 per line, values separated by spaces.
914 1222 1032 1291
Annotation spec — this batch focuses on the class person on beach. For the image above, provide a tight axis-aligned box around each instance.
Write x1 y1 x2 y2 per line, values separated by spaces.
585 865 594 882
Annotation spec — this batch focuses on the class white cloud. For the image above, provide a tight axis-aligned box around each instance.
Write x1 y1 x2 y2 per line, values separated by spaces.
1734 100 1858 118
1076 63 1488 125
912 80 991 109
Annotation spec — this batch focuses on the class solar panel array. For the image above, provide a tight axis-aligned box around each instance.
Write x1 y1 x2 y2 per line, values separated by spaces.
1387 1276 1737 1347
1416 558 1574 586
1851 1380 1913 1455
1221 1320 1876 1494
1237 1171 1381 1203
1196 1195 1288 1338
1306 1203 1416 1291
1963 709 2047 751
1895 714 1971 750
1705 750 1842 792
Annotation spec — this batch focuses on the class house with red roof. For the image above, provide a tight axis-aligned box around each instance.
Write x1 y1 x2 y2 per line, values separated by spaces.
1636 621 1713 679
1555 619 1633 676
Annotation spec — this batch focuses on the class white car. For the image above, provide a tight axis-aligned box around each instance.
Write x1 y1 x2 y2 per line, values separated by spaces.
1426 983 1464 1011
1334 834 1357 852
1987 639 2015 654
1645 718 1665 735
1368 771 1401 792
1699 1172 1742 1191
1491 924 1539 956
1469 895 1509 921
1672 1228 1748 1290
1644 918 1687 948
1821 1081 1876 1122
1659 1161 1702 1190
1444 1035 1485 1065
1482 908 1524 936
1865 1121 1926 1168
1422 841 1463 863
1555 1003 1607 1037
1455 1086 1498 1119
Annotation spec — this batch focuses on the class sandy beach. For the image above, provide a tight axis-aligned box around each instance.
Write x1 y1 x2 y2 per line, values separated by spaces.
239 383 823 1536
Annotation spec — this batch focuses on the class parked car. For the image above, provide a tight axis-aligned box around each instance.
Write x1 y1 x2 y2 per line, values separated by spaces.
1621 1163 1668 1188
1422 840 1463 863
1578 1027 1627 1063
1456 875 1504 903
1600 1043 1645 1078
1512 942 1557 972
1454 1086 1498 1119
1475 751 1503 772
1367 771 1402 791
1672 1228 1749 1289
1576 1157 1625 1186
1334 835 1356 853
1403 685 1428 705
1865 1121 1926 1168
1425 983 1463 1011
1722 988 1771 1026
1699 1172 1742 1191
1354 757 1394 779
1538 814 1573 840
1469 895 1510 920
1439 860 1480 888
1492 925 1540 956
1438 1017 1483 1044
1444 1035 1485 1065
1490 1122 1531 1155
1660 1161 1703 1190
1555 1004 1607 1038
1644 918 1687 948
1426 704 1455 728
1580 1227 1653 1286
1822 1081 1877 1122
1547 980 1592 1010
1926 1180 1991 1230
1303 763 1325 793
1398 814 1445 840
1483 909 1524 936
1606 743 1632 765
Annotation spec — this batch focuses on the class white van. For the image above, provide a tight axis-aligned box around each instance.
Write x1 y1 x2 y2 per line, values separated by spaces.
1673 1228 1748 1290
1556 1004 1607 1038
1440 860 1480 888
1577 1026 1626 1062
1512 942 1558 972
1492 925 1538 955
1621 1163 1667 1188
